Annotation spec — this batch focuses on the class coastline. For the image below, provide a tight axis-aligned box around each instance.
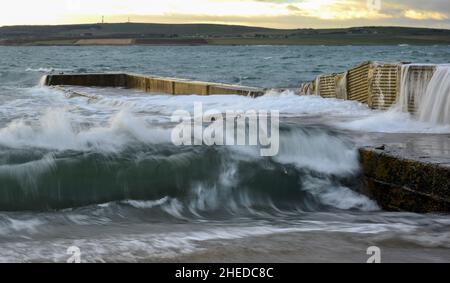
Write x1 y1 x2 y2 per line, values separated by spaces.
2 38 450 46
2 24 450 46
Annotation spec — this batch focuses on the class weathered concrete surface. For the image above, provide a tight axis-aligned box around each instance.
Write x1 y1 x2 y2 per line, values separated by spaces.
301 61 407 111
146 77 175 94
45 73 265 97
75 39 135 45
173 80 209 95
360 145 450 212
46 73 128 88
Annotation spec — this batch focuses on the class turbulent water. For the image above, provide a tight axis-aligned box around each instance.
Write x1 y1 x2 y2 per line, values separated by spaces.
0 45 450 263
418 66 450 124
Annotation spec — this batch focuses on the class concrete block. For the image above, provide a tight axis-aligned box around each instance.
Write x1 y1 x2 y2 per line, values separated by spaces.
359 147 450 212
147 77 175 94
173 80 209 95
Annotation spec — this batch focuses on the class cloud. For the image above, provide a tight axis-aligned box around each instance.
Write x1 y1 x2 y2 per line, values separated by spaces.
404 9 448 21
283 0 391 20
286 4 300 12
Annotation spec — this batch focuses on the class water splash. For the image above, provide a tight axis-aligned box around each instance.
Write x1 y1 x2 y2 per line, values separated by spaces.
398 64 450 124
418 66 450 124
398 64 435 113
38 75 48 87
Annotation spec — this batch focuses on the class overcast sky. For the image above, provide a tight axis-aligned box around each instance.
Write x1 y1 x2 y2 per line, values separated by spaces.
1 0 449 29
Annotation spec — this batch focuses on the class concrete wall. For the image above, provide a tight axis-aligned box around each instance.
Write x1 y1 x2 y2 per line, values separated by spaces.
368 63 399 110
360 147 450 212
317 74 337 98
45 73 265 97
45 74 128 88
173 80 209 95
314 72 347 100
347 62 371 104
301 61 404 111
147 77 176 94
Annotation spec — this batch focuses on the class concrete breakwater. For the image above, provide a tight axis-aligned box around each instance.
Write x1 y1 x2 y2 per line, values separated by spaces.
44 73 265 97
360 146 450 212
300 61 438 113
44 62 440 113
42 63 450 213
301 61 402 110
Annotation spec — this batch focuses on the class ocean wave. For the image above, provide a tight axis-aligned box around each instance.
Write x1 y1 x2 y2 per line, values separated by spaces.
26 67 73 73
0 131 368 213
0 108 173 152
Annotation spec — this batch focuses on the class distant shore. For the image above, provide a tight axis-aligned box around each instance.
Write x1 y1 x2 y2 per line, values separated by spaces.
2 38 450 46
1 23 450 46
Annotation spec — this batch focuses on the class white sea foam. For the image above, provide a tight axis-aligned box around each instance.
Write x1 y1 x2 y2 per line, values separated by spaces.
274 129 359 175
0 217 45 236
0 221 418 262
63 87 450 134
122 197 171 209
83 89 371 118
301 175 380 211
4 85 450 159
0 108 172 152
26 67 73 73
336 108 450 133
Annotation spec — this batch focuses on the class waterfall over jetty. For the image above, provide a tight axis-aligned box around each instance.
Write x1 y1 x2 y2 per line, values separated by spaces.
38 75 48 87
398 64 450 124
398 64 435 113
418 66 450 124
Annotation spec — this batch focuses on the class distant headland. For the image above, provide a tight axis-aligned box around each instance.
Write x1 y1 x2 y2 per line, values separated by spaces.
1 23 450 46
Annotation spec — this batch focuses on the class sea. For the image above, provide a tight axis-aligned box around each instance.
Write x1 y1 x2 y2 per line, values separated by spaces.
0 45 449 262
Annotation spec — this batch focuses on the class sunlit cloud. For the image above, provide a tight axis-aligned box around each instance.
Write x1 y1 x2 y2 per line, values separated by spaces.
404 9 448 21
286 0 391 20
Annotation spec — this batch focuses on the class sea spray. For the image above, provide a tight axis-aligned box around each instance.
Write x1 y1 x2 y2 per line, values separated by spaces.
273 127 359 175
397 64 450 124
0 108 173 152
418 66 450 124
398 64 435 113
38 75 48 87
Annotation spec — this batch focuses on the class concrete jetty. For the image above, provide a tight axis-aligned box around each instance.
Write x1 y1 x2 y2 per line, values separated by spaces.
302 61 449 212
44 73 265 97
300 61 437 112
44 61 437 110
360 145 450 212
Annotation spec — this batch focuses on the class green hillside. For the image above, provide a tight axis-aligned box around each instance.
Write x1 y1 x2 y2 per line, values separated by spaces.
1 23 449 45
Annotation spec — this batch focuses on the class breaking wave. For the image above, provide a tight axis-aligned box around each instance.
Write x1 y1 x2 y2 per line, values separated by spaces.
0 104 375 212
